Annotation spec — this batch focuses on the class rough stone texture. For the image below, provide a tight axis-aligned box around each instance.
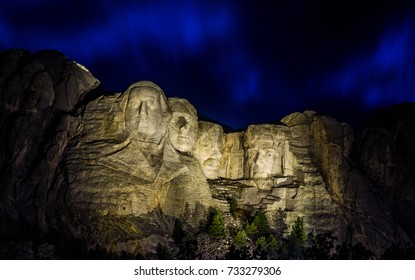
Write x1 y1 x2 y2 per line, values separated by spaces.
281 111 411 255
168 97 198 153
0 50 414 258
64 81 214 252
0 49 100 238
219 132 245 179
209 116 343 241
352 104 415 245
193 121 224 179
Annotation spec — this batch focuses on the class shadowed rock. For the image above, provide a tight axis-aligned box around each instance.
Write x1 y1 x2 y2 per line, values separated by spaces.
0 49 100 238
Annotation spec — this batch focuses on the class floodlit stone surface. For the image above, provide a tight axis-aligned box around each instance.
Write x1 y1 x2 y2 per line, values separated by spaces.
65 81 214 232
193 121 224 179
219 132 245 179
244 124 293 178
1 50 414 258
168 97 198 153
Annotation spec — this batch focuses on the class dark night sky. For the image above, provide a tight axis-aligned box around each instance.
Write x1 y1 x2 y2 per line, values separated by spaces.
1 0 415 129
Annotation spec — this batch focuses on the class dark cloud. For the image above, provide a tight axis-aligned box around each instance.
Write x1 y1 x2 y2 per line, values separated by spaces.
1 0 415 129
307 16 415 115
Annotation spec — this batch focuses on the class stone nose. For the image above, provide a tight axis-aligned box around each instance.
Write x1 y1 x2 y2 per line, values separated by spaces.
138 102 148 115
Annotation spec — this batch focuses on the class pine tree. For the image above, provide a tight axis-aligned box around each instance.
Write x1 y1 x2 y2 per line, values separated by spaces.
245 222 258 237
172 218 185 244
288 217 307 259
253 210 270 236
274 208 288 237
256 236 268 250
234 230 249 248
267 234 278 250
208 210 225 239
229 197 238 218
246 210 270 240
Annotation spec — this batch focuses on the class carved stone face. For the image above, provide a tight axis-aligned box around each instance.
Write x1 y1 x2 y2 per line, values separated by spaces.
125 86 165 143
247 143 277 178
168 98 198 153
193 122 223 179
244 125 282 179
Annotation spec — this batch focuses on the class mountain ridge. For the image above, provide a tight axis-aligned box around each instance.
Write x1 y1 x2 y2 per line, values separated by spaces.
0 49 414 259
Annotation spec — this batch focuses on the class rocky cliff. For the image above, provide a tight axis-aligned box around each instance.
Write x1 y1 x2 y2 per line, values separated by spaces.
0 50 413 258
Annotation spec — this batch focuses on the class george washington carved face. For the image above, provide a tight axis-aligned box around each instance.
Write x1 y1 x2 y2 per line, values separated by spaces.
124 81 171 144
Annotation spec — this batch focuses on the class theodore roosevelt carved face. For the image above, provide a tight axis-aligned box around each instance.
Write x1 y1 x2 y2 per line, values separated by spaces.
193 121 224 179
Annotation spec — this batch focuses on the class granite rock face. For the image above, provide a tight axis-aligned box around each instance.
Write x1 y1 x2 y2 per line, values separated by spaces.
352 104 415 244
64 81 214 250
193 121 224 180
0 49 100 238
0 50 413 258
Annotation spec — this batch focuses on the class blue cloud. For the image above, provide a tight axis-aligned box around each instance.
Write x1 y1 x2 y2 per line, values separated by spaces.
0 21 9 46
314 16 415 109
2 1 415 129
2 1 235 64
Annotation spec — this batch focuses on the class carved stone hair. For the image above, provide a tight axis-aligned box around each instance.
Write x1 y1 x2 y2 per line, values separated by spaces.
244 124 280 149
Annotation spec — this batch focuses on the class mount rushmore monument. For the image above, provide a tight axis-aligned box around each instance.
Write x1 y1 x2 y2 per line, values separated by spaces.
1 50 414 258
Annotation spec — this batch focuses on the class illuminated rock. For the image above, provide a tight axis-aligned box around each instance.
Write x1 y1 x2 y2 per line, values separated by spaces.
0 50 413 258
219 132 245 179
66 81 213 231
168 97 198 153
243 124 293 178
193 121 224 179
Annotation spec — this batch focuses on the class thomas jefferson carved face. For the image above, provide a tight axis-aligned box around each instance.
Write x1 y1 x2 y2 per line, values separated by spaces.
124 82 171 144
168 98 198 153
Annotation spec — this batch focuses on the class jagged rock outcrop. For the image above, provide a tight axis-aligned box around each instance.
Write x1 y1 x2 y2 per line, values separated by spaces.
353 104 415 243
0 49 100 238
0 49 414 258
209 114 343 243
